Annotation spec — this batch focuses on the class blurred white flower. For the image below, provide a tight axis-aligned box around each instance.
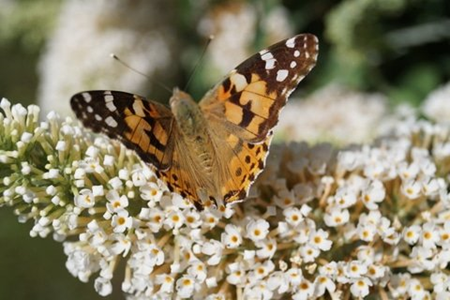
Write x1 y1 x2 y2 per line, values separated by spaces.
422 82 450 123
277 84 387 144
38 0 178 115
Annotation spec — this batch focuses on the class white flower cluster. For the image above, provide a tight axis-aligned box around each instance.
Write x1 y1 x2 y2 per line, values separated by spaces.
197 2 293 88
2 96 450 299
422 81 450 124
277 84 387 144
38 0 178 115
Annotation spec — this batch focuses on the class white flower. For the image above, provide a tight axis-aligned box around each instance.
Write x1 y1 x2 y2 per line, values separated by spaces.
431 272 450 294
319 262 338 277
248 260 275 284
205 294 226 300
356 223 377 242
273 189 296 208
267 271 289 294
409 246 435 273
323 208 350 227
202 240 224 266
108 177 123 190
390 273 410 297
421 177 440 196
292 279 314 300
201 211 219 229
187 261 207 282
109 234 131 257
403 225 421 245
286 268 303 286
300 244 320 263
337 150 363 171
131 170 147 187
255 238 277 259
221 224 242 249
106 190 129 213
438 221 450 249
74 189 95 208
226 262 245 286
361 180 385 210
331 187 357 209
367 264 387 280
175 275 197 299
407 278 425 299
283 207 304 227
422 82 450 123
401 180 422 199
420 222 439 249
246 219 270 242
111 210 133 233
350 277 372 298
244 282 273 300
164 210 185 230
345 261 368 278
398 162 420 181
155 274 174 293
184 210 202 229
309 229 332 251
140 182 163 202
314 275 336 297
94 277 112 296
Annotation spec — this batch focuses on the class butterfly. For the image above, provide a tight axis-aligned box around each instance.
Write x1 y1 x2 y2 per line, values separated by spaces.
71 34 318 209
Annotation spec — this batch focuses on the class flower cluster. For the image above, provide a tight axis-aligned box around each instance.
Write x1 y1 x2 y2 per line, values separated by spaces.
197 2 293 88
276 84 387 144
2 96 450 299
37 0 178 115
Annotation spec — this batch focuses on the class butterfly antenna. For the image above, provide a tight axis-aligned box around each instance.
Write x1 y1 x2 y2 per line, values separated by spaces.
110 53 172 94
183 35 214 92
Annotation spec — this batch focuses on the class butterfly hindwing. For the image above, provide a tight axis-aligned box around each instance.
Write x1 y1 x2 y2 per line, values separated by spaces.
70 91 176 169
220 131 273 204
200 34 318 143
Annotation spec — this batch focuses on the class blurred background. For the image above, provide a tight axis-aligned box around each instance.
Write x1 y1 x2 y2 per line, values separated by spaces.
0 0 449 298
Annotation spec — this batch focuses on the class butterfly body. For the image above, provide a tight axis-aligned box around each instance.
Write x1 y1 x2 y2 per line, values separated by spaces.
71 34 319 209
170 89 214 171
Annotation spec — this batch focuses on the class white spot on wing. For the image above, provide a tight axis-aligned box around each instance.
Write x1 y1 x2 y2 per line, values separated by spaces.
261 51 273 60
106 101 116 112
230 72 248 92
261 51 276 70
286 37 296 48
87 106 93 113
276 69 289 82
294 50 300 57
105 116 118 128
95 114 102 121
305 52 310 59
290 61 297 68
82 93 92 103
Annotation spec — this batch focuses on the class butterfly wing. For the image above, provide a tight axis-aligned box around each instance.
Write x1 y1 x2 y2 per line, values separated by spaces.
70 90 176 170
199 34 318 204
200 34 318 143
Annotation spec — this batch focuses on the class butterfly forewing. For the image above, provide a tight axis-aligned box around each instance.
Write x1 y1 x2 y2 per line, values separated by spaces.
200 33 318 143
70 91 176 169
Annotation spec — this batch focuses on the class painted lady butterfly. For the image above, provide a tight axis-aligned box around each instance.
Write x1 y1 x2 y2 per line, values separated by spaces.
71 34 318 209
